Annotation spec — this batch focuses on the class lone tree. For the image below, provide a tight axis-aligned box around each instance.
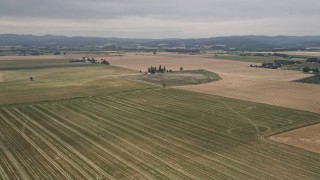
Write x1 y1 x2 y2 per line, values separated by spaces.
180 67 183 71
30 77 34 81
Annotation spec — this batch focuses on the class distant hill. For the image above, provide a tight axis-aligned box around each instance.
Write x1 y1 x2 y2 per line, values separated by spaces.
0 34 150 47
1 34 320 50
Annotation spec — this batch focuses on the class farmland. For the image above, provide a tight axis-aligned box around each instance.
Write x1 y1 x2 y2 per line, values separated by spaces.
0 55 320 179
0 58 150 105
106 53 320 113
125 70 221 86
207 54 282 63
271 123 320 154
1 88 320 179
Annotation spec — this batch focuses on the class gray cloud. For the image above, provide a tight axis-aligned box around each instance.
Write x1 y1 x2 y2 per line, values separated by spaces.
0 0 320 38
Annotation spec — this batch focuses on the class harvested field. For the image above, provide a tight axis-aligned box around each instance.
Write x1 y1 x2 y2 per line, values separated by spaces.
1 88 320 179
105 54 320 113
271 124 320 153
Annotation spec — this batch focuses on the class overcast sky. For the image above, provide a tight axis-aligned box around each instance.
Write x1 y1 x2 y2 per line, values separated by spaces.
1 0 320 38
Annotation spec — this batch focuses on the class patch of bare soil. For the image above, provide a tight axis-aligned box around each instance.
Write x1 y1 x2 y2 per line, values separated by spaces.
271 124 320 154
102 53 320 113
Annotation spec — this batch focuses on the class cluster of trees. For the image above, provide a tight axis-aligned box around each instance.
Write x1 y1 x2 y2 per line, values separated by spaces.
260 63 280 69
146 65 183 74
303 67 320 73
255 60 302 69
147 65 167 74
306 57 320 63
69 57 110 65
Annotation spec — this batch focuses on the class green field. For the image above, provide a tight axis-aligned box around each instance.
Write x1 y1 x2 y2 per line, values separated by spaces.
208 54 285 63
0 58 320 179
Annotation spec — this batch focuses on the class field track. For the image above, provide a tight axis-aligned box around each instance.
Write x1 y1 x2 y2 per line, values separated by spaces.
0 88 319 179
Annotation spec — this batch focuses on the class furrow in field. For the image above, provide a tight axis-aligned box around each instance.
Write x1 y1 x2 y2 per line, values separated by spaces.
91 96 318 179
141 89 320 124
2 109 84 179
65 100 284 179
0 129 45 178
0 129 31 179
6 107 97 179
0 110 73 180
10 107 118 180
109 94 320 176
30 105 172 180
121 90 320 164
0 163 9 180
36 104 201 180
122 89 290 127
0 147 15 179
22 106 154 180
2 108 83 179
126 91 317 172
56 103 236 180
11 108 110 180
87 100 302 180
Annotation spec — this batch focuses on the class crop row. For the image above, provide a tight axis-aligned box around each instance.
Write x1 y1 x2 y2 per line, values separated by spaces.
0 88 319 179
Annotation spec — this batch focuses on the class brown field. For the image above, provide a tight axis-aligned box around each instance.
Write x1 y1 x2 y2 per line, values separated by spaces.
271 124 320 153
104 53 320 113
